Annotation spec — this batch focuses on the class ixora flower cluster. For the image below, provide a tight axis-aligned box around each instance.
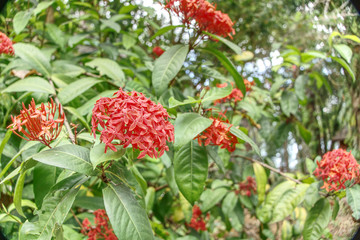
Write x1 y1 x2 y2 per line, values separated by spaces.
214 80 254 105
81 209 117 240
188 205 208 231
8 98 64 148
0 32 14 55
235 176 257 197
314 149 360 192
91 88 174 159
165 0 235 38
194 113 238 152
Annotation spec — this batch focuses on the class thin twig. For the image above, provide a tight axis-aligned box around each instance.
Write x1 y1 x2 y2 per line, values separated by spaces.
71 209 84 229
48 78 76 144
155 184 169 191
233 155 302 184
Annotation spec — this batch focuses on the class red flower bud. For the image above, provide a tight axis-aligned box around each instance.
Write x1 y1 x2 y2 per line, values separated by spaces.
153 46 165 57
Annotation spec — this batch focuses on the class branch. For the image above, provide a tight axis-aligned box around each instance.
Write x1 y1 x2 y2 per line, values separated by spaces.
233 155 302 184
48 78 76 144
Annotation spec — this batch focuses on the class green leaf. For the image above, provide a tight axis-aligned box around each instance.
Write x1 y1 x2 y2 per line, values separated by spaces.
229 125 260 156
13 10 32 34
0 130 12 163
294 75 308 101
174 141 208 204
103 183 154 240
101 19 121 33
281 220 293 240
303 198 331 240
77 90 115 116
201 47 246 96
46 24 67 51
328 31 341 46
150 25 184 41
200 188 228 212
270 184 309 223
174 113 212 148
206 146 225 173
57 77 101 104
332 199 340 220
86 58 125 86
204 32 242 55
90 143 125 168
305 158 316 174
221 192 238 218
13 43 52 77
33 163 57 208
331 56 356 82
145 187 155 213
63 106 91 132
14 169 27 217
168 96 200 108
297 123 312 144
123 33 137 49
346 184 360 220
343 34 360 43
36 174 89 240
52 61 85 77
256 181 296 223
253 163 267 205
333 44 352 63
2 77 55 94
33 1 54 16
32 144 97 176
152 44 189 96
280 91 298 117
201 83 232 104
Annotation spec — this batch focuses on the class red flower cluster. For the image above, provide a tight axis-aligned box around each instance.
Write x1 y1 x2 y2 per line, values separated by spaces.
314 149 360 192
0 32 14 55
81 209 117 240
214 80 254 105
165 0 235 38
235 176 257 197
153 46 165 57
194 113 238 152
188 205 207 231
91 88 174 159
7 98 64 148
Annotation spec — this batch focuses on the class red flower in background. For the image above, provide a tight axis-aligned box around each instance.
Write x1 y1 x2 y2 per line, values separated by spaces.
188 205 207 231
214 80 255 105
153 46 165 57
314 149 360 192
7 98 64 148
91 88 174 159
194 113 238 152
81 209 117 240
0 32 14 55
165 0 235 39
236 176 257 197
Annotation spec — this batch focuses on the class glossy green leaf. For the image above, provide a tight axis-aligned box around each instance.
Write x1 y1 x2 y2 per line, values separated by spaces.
297 123 312 144
101 19 121 32
33 1 54 16
2 77 55 94
174 141 208 204
13 10 32 34
271 184 309 223
281 220 293 240
331 56 355 82
103 183 154 240
221 191 238 218
303 198 331 240
86 58 125 86
168 96 200 108
77 90 115 116
174 113 212 148
14 169 27 217
201 83 232 103
123 34 137 49
200 187 228 212
333 44 352 63
89 143 125 168
229 125 260 156
343 34 360 43
46 24 67 51
281 91 298 117
32 144 97 176
57 77 101 104
305 158 316 174
204 32 242 54
253 163 267 205
201 47 246 96
0 130 12 163
33 163 57 208
150 25 184 41
294 75 308 101
13 43 52 77
346 184 360 220
152 44 189 96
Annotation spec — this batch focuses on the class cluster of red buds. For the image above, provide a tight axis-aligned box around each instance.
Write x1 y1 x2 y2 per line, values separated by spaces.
165 0 235 39
235 176 257 197
194 112 238 152
7 98 64 148
188 205 208 231
214 80 255 105
81 209 117 240
314 149 360 192
152 46 165 57
0 32 14 55
91 88 174 159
